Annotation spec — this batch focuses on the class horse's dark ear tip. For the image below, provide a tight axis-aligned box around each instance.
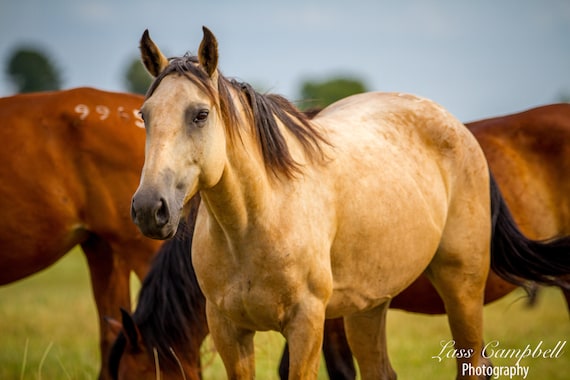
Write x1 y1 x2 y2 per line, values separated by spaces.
202 26 214 38
141 29 150 41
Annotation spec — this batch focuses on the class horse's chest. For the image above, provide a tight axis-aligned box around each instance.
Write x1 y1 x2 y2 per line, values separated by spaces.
207 271 292 330
193 241 298 330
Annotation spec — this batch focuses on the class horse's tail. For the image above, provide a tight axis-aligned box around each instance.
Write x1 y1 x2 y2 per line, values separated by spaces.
490 173 570 291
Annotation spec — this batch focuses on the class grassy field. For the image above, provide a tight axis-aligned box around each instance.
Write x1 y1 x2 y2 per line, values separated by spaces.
0 247 568 379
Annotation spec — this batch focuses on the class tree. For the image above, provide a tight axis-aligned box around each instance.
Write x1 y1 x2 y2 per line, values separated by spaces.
6 47 62 93
124 58 153 95
558 91 570 103
299 76 368 110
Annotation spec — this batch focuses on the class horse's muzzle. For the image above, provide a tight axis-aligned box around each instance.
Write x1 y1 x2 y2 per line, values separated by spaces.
131 189 177 239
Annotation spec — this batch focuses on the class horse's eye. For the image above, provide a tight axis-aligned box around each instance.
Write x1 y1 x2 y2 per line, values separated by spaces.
193 110 209 124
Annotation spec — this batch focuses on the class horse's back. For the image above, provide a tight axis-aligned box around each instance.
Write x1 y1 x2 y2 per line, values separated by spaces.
315 92 488 205
317 92 477 164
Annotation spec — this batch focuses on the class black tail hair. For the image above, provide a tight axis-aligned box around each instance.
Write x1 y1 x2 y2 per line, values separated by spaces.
490 173 570 291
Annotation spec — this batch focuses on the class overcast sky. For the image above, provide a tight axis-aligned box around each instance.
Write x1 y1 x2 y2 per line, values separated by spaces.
1 0 568 121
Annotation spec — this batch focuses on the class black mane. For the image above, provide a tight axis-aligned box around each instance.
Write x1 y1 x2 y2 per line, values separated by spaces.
109 196 206 378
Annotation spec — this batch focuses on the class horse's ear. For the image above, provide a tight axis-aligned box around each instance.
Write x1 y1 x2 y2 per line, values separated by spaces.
140 29 169 77
198 26 218 77
119 308 143 350
105 315 124 337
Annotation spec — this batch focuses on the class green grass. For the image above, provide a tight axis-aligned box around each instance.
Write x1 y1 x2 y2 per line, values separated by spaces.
1 248 568 379
0 247 99 379
385 290 569 379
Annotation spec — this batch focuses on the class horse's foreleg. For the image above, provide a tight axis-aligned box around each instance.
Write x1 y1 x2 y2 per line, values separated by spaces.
82 236 132 380
279 318 356 380
282 300 327 380
344 301 396 380
206 302 255 379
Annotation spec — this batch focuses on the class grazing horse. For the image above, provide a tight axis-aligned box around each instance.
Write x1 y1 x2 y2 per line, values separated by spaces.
0 88 162 380
130 27 570 379
106 195 207 380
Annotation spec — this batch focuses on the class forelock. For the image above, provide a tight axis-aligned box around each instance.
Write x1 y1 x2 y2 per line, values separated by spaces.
146 54 216 101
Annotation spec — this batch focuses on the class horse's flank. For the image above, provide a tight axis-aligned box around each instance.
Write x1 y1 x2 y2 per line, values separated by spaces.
0 87 162 380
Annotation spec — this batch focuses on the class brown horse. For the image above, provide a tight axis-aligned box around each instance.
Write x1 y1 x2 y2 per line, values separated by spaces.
131 28 570 379
0 88 162 380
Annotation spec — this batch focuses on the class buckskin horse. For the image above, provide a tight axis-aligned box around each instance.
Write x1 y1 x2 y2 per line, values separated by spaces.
282 102 570 379
111 104 570 380
130 27 570 379
109 104 570 379
0 88 162 380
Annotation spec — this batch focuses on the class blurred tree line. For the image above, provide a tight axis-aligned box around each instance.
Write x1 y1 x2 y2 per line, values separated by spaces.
7 45 569 107
4 45 367 108
299 77 367 110
6 47 62 93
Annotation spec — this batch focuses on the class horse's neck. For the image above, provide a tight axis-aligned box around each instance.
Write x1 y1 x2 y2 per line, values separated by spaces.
200 111 285 239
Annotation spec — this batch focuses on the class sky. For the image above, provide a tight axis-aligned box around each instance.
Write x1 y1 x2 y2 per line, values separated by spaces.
0 0 569 121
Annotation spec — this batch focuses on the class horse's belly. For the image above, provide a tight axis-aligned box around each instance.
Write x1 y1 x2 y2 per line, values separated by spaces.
326 186 446 318
326 290 393 318
325 250 433 319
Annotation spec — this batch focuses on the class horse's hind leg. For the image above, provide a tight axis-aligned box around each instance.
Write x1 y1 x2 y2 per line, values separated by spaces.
426 218 492 379
344 301 396 380
322 318 356 379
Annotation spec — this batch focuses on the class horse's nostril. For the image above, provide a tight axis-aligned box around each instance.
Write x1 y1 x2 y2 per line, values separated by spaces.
130 199 138 222
155 198 170 227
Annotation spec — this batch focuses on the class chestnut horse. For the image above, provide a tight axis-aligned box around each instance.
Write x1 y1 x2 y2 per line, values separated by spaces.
131 28 570 379
0 88 162 380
